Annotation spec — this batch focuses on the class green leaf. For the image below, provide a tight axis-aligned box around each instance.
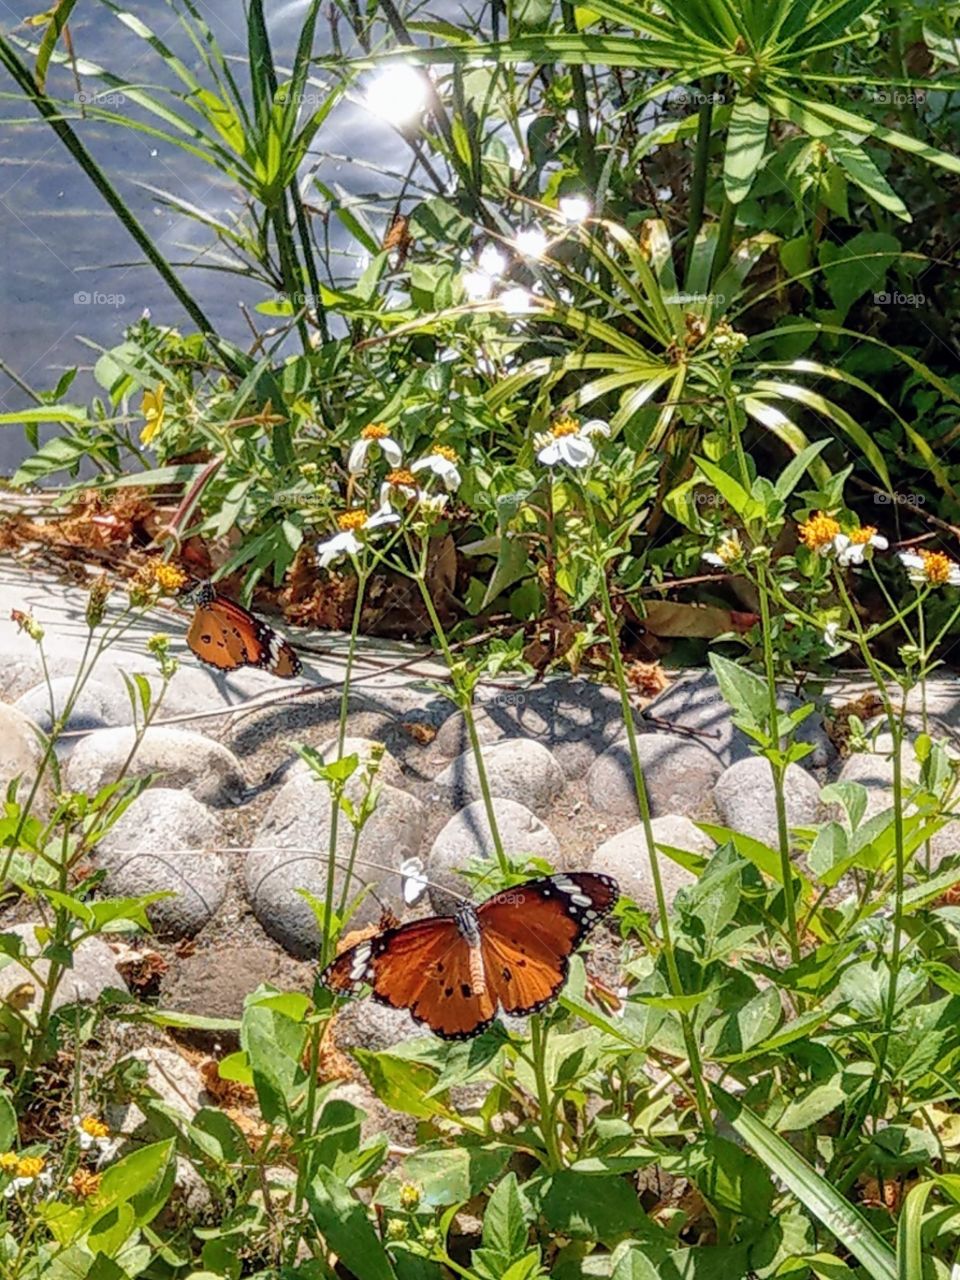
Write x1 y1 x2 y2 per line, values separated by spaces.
353 1048 448 1120
693 455 754 520
679 1136 775 1219
827 137 910 221
241 999 305 1124
724 98 769 204
708 652 770 729
377 1145 510 1209
533 1171 646 1243
307 1167 397 1280
0 1090 15 1149
712 1085 897 1280
818 232 900 320
482 1172 530 1261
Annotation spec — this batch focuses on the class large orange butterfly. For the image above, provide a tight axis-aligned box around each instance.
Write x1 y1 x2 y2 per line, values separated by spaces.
321 872 619 1039
186 582 302 678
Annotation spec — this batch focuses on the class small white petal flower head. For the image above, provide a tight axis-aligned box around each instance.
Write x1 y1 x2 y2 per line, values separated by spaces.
558 195 591 223
514 226 548 258
317 506 399 568
73 1114 111 1154
833 526 889 567
535 415 609 469
348 423 403 476
899 548 960 587
400 856 428 906
703 531 744 568
462 269 494 301
499 287 536 316
411 444 461 491
822 621 847 656
477 243 507 277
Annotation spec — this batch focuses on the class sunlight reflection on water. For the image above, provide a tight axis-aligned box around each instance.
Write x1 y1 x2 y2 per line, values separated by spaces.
0 0 427 470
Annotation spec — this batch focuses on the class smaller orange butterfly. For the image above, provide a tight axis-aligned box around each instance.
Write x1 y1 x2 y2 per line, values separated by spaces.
187 582 302 678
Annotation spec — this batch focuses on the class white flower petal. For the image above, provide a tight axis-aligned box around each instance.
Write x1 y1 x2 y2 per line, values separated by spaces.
347 438 369 475
558 195 591 223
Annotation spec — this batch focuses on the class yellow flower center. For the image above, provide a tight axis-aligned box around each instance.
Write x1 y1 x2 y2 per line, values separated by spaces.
80 1116 109 1140
799 512 841 551
16 1156 44 1179
361 423 389 440
386 469 417 487
0 1152 19 1171
716 534 742 564
431 444 458 462
151 561 188 592
337 510 368 532
849 526 877 545
551 416 579 438
920 550 952 584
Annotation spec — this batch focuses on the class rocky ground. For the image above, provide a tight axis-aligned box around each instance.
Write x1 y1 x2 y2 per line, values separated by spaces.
3 558 960 1107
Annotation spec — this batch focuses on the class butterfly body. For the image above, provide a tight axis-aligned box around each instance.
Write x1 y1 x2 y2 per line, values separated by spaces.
187 582 302 678
322 872 618 1039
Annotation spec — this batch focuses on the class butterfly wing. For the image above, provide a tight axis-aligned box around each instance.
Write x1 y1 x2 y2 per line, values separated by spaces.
478 873 619 1017
187 589 301 678
322 917 497 1040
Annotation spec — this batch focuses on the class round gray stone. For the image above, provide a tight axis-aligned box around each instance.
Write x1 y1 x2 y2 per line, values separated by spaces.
835 748 923 823
0 922 124 1011
0 703 51 813
587 733 721 820
159 944 314 1049
14 676 133 736
590 815 714 915
434 678 644 778
65 726 246 806
426 798 561 908
713 758 821 847
431 739 565 815
246 774 426 957
646 670 834 770
96 789 227 937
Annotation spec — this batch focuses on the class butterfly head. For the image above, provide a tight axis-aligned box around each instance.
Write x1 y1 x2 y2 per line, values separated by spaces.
455 903 481 947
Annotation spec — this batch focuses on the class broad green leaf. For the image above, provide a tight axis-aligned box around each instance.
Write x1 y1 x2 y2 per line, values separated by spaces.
724 98 769 204
307 1167 396 1280
828 137 910 221
708 652 770 729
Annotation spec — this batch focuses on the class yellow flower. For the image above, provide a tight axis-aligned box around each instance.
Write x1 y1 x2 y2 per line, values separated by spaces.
140 385 166 445
551 415 580 438
15 1156 45 1179
430 444 459 462
337 509 369 532
899 549 960 587
798 512 841 554
361 423 389 440
0 1152 18 1172
80 1116 109 1140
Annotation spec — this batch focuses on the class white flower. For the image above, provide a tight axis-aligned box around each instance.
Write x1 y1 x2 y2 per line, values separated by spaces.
536 416 609 468
462 269 494 301
317 529 362 567
347 425 402 475
380 470 425 505
400 856 428 906
833 528 889 567
822 621 848 656
898 549 960 587
558 195 591 223
412 449 461 491
365 65 429 124
72 1114 111 1154
514 226 548 258
703 531 744 567
317 505 400 568
499 287 536 315
477 244 506 277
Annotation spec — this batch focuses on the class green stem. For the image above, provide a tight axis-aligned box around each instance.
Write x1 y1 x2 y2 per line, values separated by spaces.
756 568 800 965
530 1015 563 1170
586 506 713 1133
412 556 509 877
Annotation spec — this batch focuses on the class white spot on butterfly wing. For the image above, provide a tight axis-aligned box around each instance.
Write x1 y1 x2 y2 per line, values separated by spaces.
348 941 374 985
